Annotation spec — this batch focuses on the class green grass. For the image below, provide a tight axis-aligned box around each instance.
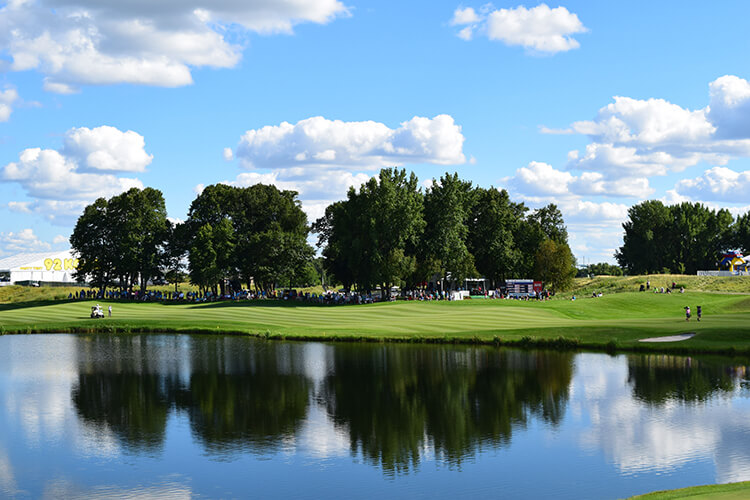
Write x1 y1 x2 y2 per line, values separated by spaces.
2 290 750 354
572 274 750 296
628 481 750 499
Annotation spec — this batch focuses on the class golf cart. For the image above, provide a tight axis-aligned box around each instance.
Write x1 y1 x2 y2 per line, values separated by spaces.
90 305 104 319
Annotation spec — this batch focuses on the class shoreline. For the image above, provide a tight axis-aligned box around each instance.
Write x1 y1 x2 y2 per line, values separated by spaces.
3 324 750 358
2 292 750 357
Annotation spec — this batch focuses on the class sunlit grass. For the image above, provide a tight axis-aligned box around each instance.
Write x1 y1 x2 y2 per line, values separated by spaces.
2 290 750 354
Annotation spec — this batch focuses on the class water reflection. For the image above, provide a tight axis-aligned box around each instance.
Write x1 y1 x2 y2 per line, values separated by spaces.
2 334 750 498
322 346 573 472
628 354 740 404
574 353 750 482
178 339 311 454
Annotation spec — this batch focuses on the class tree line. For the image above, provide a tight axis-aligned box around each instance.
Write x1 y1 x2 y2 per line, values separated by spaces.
616 200 750 275
71 168 578 293
313 169 576 296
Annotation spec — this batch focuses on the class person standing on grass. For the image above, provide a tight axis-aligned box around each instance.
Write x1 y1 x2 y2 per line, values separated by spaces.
685 306 691 321
108 305 112 317
697 305 701 322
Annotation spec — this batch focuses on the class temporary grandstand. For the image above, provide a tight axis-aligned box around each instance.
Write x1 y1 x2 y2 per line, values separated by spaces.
0 250 81 286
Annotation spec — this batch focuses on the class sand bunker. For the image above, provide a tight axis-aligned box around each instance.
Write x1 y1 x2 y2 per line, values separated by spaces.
639 333 695 343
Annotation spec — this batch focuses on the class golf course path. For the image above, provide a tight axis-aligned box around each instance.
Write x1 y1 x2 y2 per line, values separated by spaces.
639 333 696 343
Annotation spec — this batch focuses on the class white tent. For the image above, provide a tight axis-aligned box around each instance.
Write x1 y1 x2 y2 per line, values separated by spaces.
0 250 80 285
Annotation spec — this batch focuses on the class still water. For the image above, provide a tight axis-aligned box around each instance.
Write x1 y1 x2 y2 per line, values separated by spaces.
0 334 749 499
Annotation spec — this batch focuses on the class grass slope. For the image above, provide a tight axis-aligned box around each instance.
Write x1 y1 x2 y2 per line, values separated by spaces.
628 481 750 499
2 291 750 354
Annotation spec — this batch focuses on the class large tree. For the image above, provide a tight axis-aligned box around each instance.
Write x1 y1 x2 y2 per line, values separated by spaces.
185 183 313 292
533 239 576 292
71 187 169 292
421 173 477 288
468 187 526 286
314 168 424 297
70 198 116 291
616 200 672 274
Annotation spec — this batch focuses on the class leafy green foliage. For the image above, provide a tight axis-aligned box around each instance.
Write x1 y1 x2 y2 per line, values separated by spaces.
185 183 313 292
71 187 169 291
617 201 737 274
533 239 576 292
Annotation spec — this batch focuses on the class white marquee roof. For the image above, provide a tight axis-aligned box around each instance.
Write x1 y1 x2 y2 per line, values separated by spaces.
0 250 75 271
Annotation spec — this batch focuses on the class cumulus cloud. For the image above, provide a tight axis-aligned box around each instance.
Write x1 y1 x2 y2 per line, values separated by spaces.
451 4 587 54
234 114 466 170
2 148 143 200
708 75 750 139
0 86 19 122
0 0 348 92
0 228 51 256
565 76 750 179
503 162 632 263
509 161 652 198
674 166 750 203
1 125 149 223
63 126 153 172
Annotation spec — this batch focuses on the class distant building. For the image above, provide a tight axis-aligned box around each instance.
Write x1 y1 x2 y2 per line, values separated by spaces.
0 250 80 286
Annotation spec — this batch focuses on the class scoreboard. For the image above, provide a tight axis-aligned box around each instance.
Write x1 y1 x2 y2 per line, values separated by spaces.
505 279 542 296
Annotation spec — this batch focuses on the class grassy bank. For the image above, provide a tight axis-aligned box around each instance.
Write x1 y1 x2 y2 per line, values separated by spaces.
2 291 750 354
629 481 750 499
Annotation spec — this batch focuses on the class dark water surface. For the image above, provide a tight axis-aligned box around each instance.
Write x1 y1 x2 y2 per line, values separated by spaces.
1 334 749 499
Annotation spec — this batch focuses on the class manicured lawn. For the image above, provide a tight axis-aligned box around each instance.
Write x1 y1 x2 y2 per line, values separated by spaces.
629 481 750 499
2 291 750 353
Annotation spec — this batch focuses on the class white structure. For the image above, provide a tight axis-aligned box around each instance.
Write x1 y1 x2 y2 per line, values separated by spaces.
0 250 80 285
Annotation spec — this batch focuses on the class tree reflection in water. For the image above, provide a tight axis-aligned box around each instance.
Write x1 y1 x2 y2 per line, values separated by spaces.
176 337 311 454
70 335 749 474
322 345 574 473
627 354 745 405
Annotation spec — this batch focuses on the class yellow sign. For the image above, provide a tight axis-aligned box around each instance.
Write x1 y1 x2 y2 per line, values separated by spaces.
43 258 78 271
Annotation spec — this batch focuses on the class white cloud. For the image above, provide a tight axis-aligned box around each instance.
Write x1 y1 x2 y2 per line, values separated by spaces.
708 75 750 139
509 161 651 198
451 7 480 26
235 114 466 170
2 147 143 200
0 0 348 92
1 125 148 223
7 201 31 213
565 76 750 180
452 4 587 54
571 96 715 146
0 228 51 256
52 234 68 245
222 147 234 161
674 166 750 203
539 125 574 135
63 126 152 172
0 86 19 122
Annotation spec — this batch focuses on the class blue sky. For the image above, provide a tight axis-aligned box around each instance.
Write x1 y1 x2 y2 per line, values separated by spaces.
2 0 750 264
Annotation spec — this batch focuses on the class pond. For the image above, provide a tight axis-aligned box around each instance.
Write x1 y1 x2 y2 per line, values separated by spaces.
0 334 749 499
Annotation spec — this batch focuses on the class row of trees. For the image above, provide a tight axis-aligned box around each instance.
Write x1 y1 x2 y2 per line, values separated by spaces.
70 187 171 292
313 169 576 295
71 170 577 294
616 200 750 275
71 184 315 294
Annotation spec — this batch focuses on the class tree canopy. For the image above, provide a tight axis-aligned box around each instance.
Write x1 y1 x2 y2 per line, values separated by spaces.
616 201 737 274
71 187 169 292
